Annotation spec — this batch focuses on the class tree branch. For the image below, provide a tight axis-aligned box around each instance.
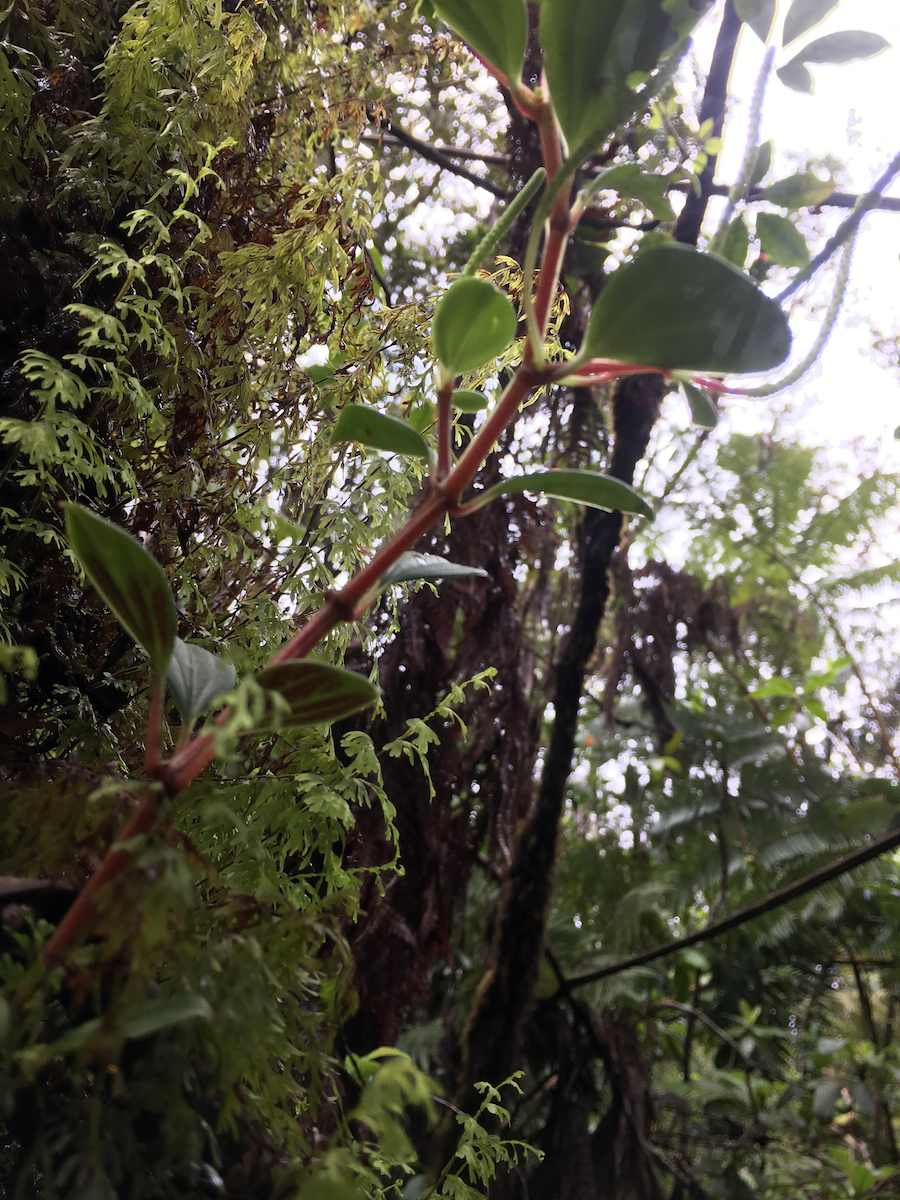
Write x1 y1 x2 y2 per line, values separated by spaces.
373 119 512 199
560 817 900 992
360 132 510 166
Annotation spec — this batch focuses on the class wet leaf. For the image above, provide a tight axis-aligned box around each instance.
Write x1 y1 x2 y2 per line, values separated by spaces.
431 0 527 83
756 212 810 268
720 214 750 268
331 405 430 460
476 469 653 518
783 0 839 47
761 171 834 208
734 0 776 43
682 383 718 429
254 661 378 729
452 389 490 413
167 638 236 723
583 244 791 373
65 504 176 678
432 277 517 378
379 552 489 587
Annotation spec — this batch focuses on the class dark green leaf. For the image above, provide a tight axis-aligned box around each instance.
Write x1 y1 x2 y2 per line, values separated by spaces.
761 171 834 208
720 214 750 268
431 0 527 83
778 30 890 92
776 60 813 92
748 140 774 189
813 1078 842 1120
783 0 838 46
791 29 890 63
590 162 675 220
379 552 489 587
452 389 489 413
476 469 653 518
254 660 378 729
756 212 810 268
540 0 704 159
734 0 776 43
432 277 517 378
850 1081 876 1118
167 638 236 723
583 244 791 373
65 504 176 678
331 405 430 460
682 383 718 429
122 995 212 1041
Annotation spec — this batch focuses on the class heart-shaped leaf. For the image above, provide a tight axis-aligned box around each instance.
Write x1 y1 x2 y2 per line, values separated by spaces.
379 552 489 587
682 383 718 429
331 405 430 460
475 469 653 518
254 661 378 730
65 504 176 678
431 0 527 83
778 30 890 93
452 389 489 413
540 0 704 160
432 277 517 379
583 244 791 373
734 0 777 43
167 637 236 723
783 0 839 47
756 213 810 268
761 171 834 209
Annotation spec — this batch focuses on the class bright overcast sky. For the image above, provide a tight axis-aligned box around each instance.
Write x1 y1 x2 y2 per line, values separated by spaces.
697 0 900 451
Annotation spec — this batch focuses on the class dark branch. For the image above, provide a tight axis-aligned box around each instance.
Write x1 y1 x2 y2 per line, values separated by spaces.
370 119 511 199
560 817 900 992
359 133 511 166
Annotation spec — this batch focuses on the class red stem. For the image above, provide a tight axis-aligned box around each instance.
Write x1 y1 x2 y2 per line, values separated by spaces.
41 792 160 968
436 377 453 481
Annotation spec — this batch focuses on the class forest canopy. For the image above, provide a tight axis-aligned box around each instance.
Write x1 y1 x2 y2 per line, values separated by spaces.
1 0 900 1197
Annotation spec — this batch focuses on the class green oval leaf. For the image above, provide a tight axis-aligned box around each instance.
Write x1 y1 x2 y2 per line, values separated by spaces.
756 212 810 268
432 277 517 378
778 30 890 93
783 0 838 47
452 389 489 413
748 139 774 189
720 214 750 269
167 637 236 723
475 469 653 519
431 0 527 83
331 405 430 460
583 245 791 374
254 660 378 729
64 503 177 678
540 0 697 158
589 162 675 221
761 171 834 209
682 383 718 429
379 552 489 588
734 0 777 44
122 995 212 1041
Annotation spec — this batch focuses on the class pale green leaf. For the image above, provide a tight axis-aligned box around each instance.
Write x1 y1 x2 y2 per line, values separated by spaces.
756 212 810 268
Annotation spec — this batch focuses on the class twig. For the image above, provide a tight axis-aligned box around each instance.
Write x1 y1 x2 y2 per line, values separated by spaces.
378 118 511 199
359 133 510 166
559 814 900 992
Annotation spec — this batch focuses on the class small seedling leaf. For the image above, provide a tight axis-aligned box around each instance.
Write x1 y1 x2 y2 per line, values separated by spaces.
432 277 517 377
431 0 527 83
477 469 653 518
583 244 791 373
756 212 810 268
590 162 675 220
720 214 750 269
379 552 489 587
331 405 430 460
167 638 236 723
682 383 719 429
65 504 176 678
254 660 378 729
